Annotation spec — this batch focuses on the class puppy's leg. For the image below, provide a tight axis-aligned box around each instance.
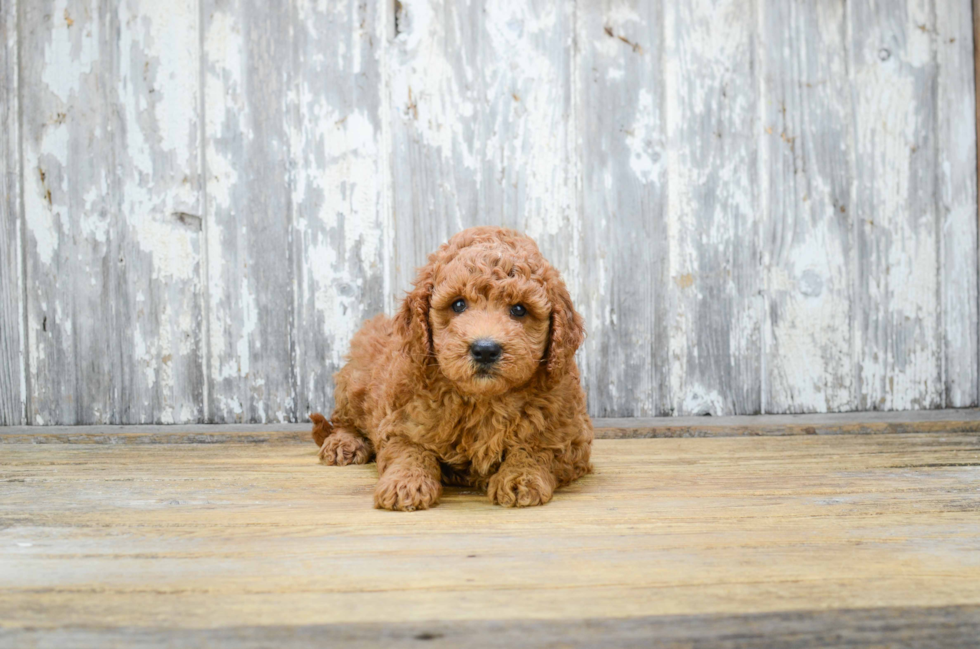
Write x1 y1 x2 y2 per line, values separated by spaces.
318 427 374 466
488 447 557 508
374 437 442 512
552 437 593 488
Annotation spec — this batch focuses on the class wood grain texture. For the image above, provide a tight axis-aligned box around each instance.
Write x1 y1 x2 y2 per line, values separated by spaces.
0 435 978 641
289 0 388 419
575 0 669 417
387 0 578 303
3 606 979 648
849 0 943 411
938 0 979 407
114 0 206 424
21 0 111 424
3 0 979 423
203 0 295 423
974 0 980 413
20 0 204 424
759 0 853 413
665 0 762 415
0 0 24 425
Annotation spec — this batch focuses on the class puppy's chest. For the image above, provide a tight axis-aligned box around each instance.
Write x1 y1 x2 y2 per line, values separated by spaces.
439 416 506 474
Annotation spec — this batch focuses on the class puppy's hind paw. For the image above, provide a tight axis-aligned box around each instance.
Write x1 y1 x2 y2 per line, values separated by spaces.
318 431 372 466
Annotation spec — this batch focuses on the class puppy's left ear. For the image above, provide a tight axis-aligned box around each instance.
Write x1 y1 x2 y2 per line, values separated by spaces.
544 270 585 380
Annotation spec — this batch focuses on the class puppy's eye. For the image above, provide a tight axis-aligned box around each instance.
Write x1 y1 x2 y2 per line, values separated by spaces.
510 304 527 318
451 298 467 313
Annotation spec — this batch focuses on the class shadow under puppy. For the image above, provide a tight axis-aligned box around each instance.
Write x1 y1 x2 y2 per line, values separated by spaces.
310 226 593 511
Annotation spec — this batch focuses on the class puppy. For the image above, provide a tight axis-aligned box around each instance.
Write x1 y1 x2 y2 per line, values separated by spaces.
310 226 593 510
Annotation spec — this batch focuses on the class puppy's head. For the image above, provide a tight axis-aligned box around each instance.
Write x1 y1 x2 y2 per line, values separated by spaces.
398 227 584 396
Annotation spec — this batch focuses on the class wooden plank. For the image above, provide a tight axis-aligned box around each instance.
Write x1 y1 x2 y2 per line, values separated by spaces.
4 408 980 443
289 0 388 419
938 0 979 407
575 0 669 417
20 0 111 424
664 0 762 415
0 0 24 425
976 5 980 408
0 424 313 445
759 0 853 413
202 0 295 423
594 409 980 438
3 605 979 649
113 0 206 424
976 2 980 297
387 0 473 283
387 0 577 300
0 435 978 637
848 0 942 410
19 0 204 424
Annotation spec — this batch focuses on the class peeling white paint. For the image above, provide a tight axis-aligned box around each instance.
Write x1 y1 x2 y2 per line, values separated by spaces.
204 8 243 215
850 0 942 410
391 0 477 171
134 326 155 390
41 0 99 103
9 0 978 425
665 0 762 415
23 154 61 267
135 219 198 282
757 0 856 414
627 89 661 184
138 1 199 165
682 382 727 417
936 0 980 408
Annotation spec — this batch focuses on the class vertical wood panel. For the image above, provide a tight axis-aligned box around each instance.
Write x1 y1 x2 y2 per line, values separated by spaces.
289 0 388 417
664 0 762 415
20 0 204 424
848 0 942 410
203 0 295 423
387 0 578 301
115 0 206 423
388 0 486 296
575 0 669 416
0 0 25 425
937 0 978 407
976 0 980 408
759 0 854 413
22 0 112 424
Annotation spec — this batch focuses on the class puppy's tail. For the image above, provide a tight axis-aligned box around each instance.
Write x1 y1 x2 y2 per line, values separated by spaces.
309 412 333 447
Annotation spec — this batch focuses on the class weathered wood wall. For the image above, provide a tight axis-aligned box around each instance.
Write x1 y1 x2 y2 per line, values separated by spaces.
0 0 977 425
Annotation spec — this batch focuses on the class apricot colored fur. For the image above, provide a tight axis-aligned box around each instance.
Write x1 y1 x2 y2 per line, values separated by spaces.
310 227 593 511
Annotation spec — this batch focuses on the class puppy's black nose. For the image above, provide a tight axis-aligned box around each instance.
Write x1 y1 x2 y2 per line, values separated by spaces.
470 339 502 365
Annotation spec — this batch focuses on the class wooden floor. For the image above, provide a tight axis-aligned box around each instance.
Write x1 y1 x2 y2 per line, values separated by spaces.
2 427 980 647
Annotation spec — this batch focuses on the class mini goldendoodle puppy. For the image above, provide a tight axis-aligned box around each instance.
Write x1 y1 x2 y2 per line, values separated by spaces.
310 226 593 511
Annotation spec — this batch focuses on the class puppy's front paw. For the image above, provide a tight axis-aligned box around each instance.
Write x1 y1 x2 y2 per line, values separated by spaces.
374 471 442 511
319 432 371 466
488 468 555 508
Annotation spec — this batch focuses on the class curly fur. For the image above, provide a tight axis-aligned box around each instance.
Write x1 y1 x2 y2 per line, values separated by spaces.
310 227 593 511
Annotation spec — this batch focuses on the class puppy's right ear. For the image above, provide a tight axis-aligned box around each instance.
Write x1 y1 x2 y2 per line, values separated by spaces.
396 263 435 367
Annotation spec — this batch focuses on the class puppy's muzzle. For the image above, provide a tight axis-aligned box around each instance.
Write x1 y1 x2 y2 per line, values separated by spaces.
470 339 503 367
